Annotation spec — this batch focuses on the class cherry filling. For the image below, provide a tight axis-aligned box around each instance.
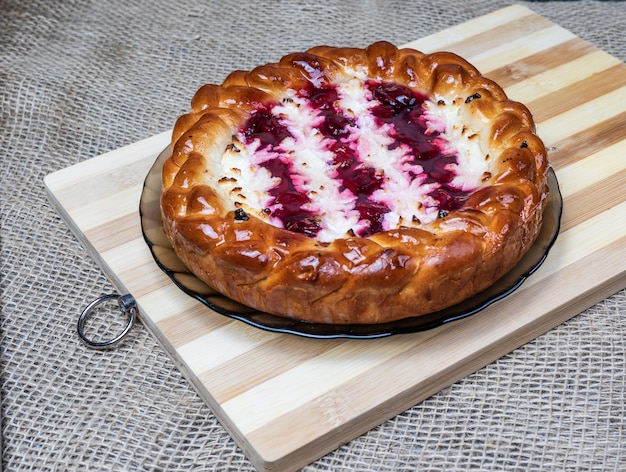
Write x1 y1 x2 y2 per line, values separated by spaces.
242 109 291 150
239 81 471 238
305 85 388 235
244 108 321 236
261 157 321 236
368 82 467 211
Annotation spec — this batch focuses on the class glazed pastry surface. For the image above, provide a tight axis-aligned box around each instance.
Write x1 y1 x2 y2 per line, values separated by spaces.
161 41 549 324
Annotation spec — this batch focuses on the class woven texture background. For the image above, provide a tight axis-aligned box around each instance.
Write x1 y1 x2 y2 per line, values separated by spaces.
2 0 625 470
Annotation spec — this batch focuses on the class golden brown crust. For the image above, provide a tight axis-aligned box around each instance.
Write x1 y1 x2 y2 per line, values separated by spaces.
160 41 549 324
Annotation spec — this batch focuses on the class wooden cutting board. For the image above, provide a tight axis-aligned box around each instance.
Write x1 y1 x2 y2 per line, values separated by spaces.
45 5 626 471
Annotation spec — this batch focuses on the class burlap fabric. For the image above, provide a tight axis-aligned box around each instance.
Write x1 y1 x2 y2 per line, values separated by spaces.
2 0 625 470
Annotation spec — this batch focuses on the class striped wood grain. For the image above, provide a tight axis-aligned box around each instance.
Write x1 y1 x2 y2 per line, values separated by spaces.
45 5 626 471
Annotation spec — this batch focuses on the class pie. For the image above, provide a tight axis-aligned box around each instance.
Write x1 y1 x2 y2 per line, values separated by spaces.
160 41 549 325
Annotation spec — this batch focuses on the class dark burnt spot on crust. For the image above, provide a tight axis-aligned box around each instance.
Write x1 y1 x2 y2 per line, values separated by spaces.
438 209 448 218
226 143 241 153
437 99 446 106
520 140 529 148
465 92 481 104
219 176 237 183
234 208 249 221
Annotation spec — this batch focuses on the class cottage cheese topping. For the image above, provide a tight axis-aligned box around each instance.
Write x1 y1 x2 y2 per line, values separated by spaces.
218 76 489 242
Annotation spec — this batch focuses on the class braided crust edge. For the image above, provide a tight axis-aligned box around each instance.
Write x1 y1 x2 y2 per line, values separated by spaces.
160 41 549 324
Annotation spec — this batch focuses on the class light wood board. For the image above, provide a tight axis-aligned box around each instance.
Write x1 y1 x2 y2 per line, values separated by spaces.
45 5 626 471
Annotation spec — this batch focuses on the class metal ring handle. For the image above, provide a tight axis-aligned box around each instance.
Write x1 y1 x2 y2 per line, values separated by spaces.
77 294 136 350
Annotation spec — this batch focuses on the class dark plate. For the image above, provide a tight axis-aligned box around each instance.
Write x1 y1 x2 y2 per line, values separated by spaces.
140 146 562 339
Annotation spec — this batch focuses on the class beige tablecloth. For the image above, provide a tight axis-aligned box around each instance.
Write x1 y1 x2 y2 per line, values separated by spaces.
2 0 625 470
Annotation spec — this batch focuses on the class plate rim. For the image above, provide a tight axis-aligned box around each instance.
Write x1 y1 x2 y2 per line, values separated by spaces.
140 146 562 339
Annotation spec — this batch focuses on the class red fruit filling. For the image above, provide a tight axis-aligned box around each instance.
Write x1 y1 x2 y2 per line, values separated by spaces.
239 81 470 237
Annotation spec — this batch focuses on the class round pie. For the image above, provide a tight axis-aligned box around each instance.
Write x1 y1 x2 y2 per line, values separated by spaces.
160 41 549 325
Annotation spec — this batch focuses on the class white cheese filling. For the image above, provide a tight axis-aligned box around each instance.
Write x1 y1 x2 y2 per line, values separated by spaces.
218 78 489 242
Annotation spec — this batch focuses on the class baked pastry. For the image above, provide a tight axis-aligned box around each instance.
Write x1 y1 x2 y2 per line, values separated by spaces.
160 41 549 325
